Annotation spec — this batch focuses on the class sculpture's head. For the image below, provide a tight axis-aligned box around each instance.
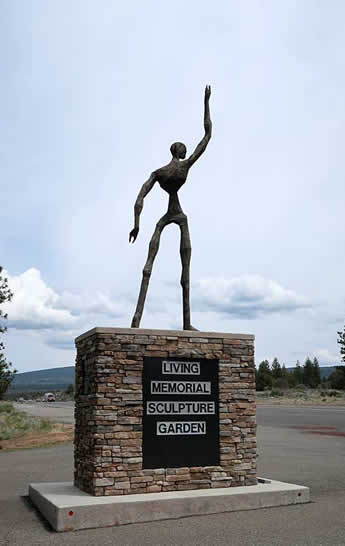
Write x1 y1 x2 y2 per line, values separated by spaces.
170 142 186 160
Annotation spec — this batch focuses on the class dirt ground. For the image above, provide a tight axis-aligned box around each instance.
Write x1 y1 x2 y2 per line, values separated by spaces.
0 422 74 450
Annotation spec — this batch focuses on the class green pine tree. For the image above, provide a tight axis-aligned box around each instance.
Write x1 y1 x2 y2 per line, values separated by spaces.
256 360 272 391
303 357 314 387
312 357 321 387
271 357 282 380
293 360 303 385
287 368 297 387
329 366 345 389
337 324 345 362
0 267 16 399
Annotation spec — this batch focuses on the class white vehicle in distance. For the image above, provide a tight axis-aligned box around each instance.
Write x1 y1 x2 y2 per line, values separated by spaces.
44 393 56 402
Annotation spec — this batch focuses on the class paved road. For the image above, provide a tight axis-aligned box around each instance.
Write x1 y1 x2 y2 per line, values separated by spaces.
257 404 345 432
1 404 344 545
13 401 75 424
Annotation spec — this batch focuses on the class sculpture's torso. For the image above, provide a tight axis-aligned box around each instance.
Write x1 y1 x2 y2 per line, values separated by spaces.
155 161 189 216
155 161 189 195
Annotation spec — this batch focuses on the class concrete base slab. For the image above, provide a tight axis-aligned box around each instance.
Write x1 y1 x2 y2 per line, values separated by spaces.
29 479 310 532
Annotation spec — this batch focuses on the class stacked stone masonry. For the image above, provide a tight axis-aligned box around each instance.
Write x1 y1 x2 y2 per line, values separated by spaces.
74 327 256 496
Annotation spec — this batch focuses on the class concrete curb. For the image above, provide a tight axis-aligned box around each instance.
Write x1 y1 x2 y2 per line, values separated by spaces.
29 479 310 532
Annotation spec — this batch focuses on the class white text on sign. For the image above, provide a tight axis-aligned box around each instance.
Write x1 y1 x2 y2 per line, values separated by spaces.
162 360 200 375
151 381 211 395
147 401 215 415
157 421 206 435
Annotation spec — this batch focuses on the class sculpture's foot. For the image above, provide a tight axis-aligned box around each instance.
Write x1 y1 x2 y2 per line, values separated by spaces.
184 324 199 331
131 315 140 328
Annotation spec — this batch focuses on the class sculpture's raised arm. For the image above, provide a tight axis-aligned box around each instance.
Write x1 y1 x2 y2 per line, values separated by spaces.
129 172 156 243
186 85 212 168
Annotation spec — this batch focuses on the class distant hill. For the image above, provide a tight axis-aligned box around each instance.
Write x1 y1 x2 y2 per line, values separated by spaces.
319 366 337 379
286 366 336 379
9 366 75 392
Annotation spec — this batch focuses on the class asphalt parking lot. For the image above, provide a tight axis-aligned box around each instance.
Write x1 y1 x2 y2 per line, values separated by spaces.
1 404 344 546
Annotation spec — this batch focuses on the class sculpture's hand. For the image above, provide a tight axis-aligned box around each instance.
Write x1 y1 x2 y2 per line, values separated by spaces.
204 84 211 101
203 85 212 135
129 227 139 243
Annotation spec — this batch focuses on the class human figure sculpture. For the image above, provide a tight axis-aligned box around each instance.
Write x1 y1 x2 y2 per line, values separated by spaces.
129 85 212 330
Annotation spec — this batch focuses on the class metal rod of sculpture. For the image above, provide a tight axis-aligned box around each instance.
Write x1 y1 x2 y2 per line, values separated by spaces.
129 85 212 330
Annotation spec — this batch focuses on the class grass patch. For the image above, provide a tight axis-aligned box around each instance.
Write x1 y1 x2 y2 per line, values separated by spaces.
0 401 73 450
0 401 54 441
256 389 345 405
0 402 15 414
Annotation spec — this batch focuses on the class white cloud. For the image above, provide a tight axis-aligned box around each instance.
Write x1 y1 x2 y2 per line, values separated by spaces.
314 348 341 365
57 291 127 318
3 268 76 330
45 332 76 351
2 268 130 344
194 275 311 318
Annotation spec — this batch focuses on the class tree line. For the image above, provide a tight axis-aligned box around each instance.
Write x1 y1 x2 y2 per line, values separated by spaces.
256 356 345 391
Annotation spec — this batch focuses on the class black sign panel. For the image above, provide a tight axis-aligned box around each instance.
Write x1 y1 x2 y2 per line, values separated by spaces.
143 356 219 469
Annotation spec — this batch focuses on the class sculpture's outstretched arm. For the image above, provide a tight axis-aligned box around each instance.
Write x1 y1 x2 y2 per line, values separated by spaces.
129 172 157 243
186 85 212 168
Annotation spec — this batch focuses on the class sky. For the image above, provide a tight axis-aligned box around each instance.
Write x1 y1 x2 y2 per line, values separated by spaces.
1 0 345 373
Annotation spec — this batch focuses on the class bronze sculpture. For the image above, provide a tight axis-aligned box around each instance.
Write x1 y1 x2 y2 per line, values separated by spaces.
129 85 212 330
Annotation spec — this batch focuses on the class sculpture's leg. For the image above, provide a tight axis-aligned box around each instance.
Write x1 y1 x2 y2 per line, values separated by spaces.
131 216 168 328
179 215 197 331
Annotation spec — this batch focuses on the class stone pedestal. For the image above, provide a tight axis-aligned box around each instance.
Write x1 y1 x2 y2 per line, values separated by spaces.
74 327 256 497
